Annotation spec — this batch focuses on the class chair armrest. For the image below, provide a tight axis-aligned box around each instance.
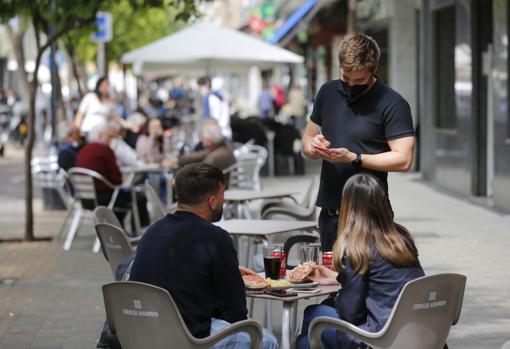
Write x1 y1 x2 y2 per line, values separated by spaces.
128 236 141 246
261 205 314 220
309 316 381 349
259 197 298 216
193 319 262 349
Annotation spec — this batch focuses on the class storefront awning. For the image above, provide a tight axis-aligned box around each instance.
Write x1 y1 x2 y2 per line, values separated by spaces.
267 0 318 45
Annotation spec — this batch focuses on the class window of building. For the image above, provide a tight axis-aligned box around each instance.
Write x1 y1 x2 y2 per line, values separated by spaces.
433 5 457 129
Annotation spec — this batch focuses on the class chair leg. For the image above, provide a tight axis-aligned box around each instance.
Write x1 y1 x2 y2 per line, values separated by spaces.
56 205 74 240
92 237 101 254
264 299 273 331
63 208 82 251
248 297 254 318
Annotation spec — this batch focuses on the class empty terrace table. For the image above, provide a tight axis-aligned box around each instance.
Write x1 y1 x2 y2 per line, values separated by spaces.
121 164 176 234
247 284 341 349
224 189 299 219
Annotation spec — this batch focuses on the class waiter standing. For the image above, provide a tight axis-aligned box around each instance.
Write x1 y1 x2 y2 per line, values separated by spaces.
301 32 415 251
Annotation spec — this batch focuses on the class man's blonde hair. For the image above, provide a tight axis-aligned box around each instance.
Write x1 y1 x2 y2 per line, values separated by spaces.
338 32 381 73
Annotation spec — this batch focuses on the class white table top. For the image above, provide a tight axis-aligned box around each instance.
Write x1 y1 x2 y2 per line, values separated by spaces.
224 189 298 202
215 219 317 236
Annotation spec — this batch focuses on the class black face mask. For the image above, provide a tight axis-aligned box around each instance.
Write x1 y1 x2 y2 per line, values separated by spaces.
341 80 370 102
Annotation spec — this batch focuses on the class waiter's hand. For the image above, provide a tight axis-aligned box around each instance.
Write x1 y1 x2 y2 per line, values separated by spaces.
316 147 356 164
310 134 331 159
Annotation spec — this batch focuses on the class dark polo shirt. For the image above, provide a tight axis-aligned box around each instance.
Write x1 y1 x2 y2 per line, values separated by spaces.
310 78 414 209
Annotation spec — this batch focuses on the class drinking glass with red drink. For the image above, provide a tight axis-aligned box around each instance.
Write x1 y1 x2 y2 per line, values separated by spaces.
262 245 282 280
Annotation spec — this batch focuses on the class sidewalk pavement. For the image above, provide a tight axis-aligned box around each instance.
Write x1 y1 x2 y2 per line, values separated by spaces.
1 150 510 348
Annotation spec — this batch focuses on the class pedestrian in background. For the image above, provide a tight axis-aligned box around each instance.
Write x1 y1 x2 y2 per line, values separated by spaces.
73 77 138 136
301 32 415 251
258 82 274 118
296 173 424 349
197 76 232 140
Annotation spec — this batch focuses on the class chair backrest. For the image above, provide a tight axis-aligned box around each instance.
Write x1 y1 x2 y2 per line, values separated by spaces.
367 273 466 349
32 156 72 208
102 281 207 349
144 181 167 223
68 167 117 210
283 234 319 269
94 206 123 229
95 223 133 276
225 156 261 191
300 176 319 207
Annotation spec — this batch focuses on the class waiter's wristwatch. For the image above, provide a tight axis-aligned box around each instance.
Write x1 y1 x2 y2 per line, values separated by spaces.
352 153 362 169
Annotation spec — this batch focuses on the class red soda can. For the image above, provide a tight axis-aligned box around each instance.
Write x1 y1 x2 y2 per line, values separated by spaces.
322 252 333 270
279 251 287 278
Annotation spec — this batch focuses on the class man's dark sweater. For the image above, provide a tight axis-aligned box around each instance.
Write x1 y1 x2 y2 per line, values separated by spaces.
129 211 247 338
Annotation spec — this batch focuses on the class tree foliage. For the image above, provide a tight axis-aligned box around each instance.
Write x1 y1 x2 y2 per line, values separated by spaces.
0 0 207 240
67 1 185 65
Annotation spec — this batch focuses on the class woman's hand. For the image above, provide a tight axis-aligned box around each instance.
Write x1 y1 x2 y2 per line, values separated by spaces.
307 264 339 286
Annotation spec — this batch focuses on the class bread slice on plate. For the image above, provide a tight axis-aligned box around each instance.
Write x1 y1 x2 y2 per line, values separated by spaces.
288 262 315 283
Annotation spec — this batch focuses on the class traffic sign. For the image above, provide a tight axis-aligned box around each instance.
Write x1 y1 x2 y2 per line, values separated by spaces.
91 11 112 42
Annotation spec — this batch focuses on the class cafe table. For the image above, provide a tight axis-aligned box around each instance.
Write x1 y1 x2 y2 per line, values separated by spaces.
214 219 318 267
246 284 341 349
121 164 176 233
224 189 299 219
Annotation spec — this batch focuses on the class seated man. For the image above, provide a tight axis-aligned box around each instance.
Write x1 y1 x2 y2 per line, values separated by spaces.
58 129 86 171
75 122 149 228
176 123 236 171
129 163 278 349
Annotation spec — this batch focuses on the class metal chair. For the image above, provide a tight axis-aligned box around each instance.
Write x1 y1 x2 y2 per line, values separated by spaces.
64 167 124 253
226 144 268 191
102 281 263 349
261 176 319 221
93 206 141 245
95 223 134 277
260 176 318 218
309 273 467 349
32 156 75 238
144 180 167 223
283 234 319 269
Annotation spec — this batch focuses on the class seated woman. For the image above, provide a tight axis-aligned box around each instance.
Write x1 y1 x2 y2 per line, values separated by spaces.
136 117 165 164
296 173 424 349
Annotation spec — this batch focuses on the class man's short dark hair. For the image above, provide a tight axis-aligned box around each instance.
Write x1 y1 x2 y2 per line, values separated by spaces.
197 76 211 87
175 163 225 206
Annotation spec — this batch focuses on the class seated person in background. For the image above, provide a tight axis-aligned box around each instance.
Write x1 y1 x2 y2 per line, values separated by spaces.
175 122 236 171
136 117 165 163
58 129 86 171
296 173 425 349
109 122 144 168
75 122 149 228
130 163 278 349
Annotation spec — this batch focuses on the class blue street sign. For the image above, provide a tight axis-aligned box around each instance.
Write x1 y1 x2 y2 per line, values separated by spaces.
91 11 112 42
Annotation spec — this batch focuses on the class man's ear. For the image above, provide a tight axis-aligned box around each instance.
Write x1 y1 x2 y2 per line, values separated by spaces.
207 195 216 210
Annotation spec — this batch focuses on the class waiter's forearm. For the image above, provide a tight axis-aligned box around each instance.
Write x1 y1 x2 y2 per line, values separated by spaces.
301 122 321 160
301 134 320 159
359 150 413 172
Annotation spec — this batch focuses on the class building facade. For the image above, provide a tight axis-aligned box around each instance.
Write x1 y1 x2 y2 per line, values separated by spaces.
417 0 510 212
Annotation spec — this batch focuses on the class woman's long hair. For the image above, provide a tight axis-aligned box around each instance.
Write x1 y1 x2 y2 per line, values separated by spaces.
332 173 419 275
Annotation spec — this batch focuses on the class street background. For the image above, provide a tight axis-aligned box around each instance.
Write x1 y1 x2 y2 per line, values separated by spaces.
1 144 510 349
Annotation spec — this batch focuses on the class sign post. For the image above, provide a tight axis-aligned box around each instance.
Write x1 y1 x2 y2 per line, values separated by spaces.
91 11 113 77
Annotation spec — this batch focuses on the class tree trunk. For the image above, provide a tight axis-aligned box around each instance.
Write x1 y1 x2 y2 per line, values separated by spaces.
24 70 38 241
5 22 31 104
65 42 84 99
